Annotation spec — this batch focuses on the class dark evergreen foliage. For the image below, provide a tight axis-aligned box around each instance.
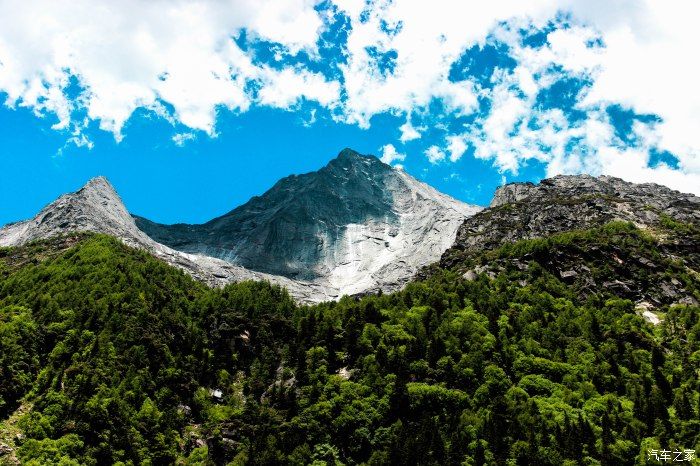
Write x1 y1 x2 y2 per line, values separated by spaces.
0 226 698 465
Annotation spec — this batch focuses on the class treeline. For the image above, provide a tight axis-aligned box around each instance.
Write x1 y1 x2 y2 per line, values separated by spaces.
0 229 698 465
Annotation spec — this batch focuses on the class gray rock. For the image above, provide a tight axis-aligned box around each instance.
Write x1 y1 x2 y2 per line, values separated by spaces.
638 257 656 268
134 149 480 299
659 282 679 299
440 174 700 307
0 175 335 303
677 296 699 306
443 174 699 267
0 149 480 304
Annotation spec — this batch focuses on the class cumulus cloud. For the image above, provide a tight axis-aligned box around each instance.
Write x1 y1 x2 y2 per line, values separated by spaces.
398 118 423 143
257 67 340 109
1 0 700 194
425 145 446 164
446 136 467 163
453 6 700 194
379 143 405 165
0 0 332 139
329 0 700 194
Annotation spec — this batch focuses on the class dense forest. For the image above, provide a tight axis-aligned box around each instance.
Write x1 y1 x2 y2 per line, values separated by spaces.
0 222 698 465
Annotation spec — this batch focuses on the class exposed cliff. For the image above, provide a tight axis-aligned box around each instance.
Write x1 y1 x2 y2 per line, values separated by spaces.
0 149 479 302
443 174 699 261
136 148 479 296
0 176 336 303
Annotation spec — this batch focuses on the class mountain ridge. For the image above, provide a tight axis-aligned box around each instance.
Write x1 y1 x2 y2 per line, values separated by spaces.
443 173 699 263
1 149 479 302
135 148 480 295
2 156 699 466
436 173 700 313
0 174 337 303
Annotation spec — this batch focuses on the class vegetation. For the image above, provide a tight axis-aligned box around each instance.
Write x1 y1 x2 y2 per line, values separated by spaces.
0 230 698 465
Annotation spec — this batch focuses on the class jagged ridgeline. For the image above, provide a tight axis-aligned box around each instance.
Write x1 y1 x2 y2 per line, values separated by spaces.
0 149 481 303
0 173 698 464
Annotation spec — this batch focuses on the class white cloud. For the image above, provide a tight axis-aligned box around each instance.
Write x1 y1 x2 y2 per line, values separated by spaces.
398 118 422 143
1 0 700 195
172 132 196 147
245 0 324 54
257 67 340 109
332 0 552 127
440 3 700 195
379 143 405 165
425 145 446 164
331 0 700 194
0 0 327 138
446 135 467 162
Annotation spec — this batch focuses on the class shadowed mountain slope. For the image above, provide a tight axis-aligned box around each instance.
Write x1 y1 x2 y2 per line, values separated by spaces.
1 149 479 302
135 148 480 296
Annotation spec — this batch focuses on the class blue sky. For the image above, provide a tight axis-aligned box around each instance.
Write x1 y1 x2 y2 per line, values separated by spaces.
0 97 544 225
1 1 698 226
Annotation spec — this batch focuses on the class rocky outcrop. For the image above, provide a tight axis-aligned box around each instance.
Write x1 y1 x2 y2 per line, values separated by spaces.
439 174 700 311
136 148 480 297
0 176 336 303
0 177 149 248
444 174 699 262
457 228 699 308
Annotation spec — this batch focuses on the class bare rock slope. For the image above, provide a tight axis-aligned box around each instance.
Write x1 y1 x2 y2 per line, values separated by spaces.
0 177 335 303
1 149 479 303
443 174 699 262
136 149 480 297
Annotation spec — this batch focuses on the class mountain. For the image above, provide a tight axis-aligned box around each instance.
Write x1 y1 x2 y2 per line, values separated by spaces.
0 149 479 302
437 174 700 312
1 213 698 465
0 176 335 303
444 174 699 258
0 177 149 248
2 166 699 465
135 148 479 296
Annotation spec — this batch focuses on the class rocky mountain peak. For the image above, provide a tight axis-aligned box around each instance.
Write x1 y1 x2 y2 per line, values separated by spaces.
490 174 698 209
135 148 480 296
437 173 700 311
316 147 388 179
81 175 115 192
490 174 619 207
336 147 366 161
1 149 480 303
0 176 151 248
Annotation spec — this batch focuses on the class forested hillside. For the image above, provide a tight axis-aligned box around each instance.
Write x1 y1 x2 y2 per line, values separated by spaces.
0 224 698 465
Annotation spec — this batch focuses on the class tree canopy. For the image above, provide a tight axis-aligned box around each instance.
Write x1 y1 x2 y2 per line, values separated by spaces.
0 228 698 465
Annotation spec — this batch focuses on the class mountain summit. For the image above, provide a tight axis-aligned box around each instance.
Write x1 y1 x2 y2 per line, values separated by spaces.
443 174 700 261
438 174 700 309
0 176 150 248
1 149 479 302
0 175 338 302
136 148 480 296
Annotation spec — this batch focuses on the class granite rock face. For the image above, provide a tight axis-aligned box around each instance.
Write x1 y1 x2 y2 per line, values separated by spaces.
136 148 480 297
0 177 152 249
1 149 479 303
0 176 336 303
